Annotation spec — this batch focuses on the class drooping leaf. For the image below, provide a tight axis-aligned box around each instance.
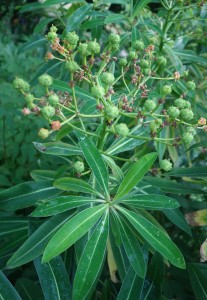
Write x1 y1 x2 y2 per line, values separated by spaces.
114 153 157 199
34 256 71 300
7 212 73 269
31 196 104 217
73 211 109 300
53 177 104 198
0 181 61 210
42 204 107 262
0 271 21 300
163 208 192 236
117 194 180 210
33 142 81 156
79 137 109 197
113 210 146 277
117 206 186 269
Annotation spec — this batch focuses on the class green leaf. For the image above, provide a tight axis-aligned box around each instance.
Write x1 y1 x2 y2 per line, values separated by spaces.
167 167 207 178
0 181 61 210
79 137 109 197
102 155 124 183
66 4 92 32
117 206 186 269
42 204 107 262
119 194 180 210
20 0 85 12
33 142 81 156
188 263 207 300
31 196 104 217
73 212 109 300
143 177 203 194
15 278 44 300
34 18 55 34
30 170 56 181
17 37 46 53
34 256 71 300
104 14 128 25
117 266 145 300
174 50 207 65
133 0 151 17
113 210 146 277
0 271 21 300
114 153 157 199
81 18 105 30
53 177 103 198
7 212 73 269
163 208 192 236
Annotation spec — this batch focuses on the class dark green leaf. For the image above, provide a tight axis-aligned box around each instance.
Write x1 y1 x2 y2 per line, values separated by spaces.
114 153 157 199
42 204 107 262
0 271 21 300
104 14 128 25
117 206 186 269
188 263 207 300
133 0 151 17
66 4 92 32
163 208 192 236
73 212 109 299
0 181 61 210
167 167 207 178
30 170 56 181
33 142 81 156
15 278 44 300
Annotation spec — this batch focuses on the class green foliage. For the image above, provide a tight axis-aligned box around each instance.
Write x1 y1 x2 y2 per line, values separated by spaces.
1 0 207 299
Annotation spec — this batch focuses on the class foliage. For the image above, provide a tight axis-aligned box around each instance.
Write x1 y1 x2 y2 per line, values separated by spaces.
1 1 207 299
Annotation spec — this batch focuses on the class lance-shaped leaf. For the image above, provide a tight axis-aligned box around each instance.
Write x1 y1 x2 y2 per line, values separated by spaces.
117 206 185 269
53 177 104 198
7 212 73 269
0 271 21 300
79 137 109 197
34 256 71 300
112 210 146 278
118 194 180 210
163 208 192 236
0 181 61 210
42 204 107 262
31 196 104 217
33 142 81 156
15 278 44 300
73 211 109 300
188 263 207 300
114 153 157 199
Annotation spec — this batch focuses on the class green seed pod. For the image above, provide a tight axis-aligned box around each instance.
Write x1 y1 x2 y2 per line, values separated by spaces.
108 33 121 45
119 58 128 67
46 31 57 43
41 106 55 119
114 123 129 136
38 74 53 87
91 86 105 98
50 25 57 32
128 51 137 60
13 77 30 92
182 132 194 144
161 85 172 96
48 94 59 107
38 128 49 139
183 70 189 77
25 93 35 103
174 98 191 109
157 56 167 66
78 43 91 56
140 59 149 68
74 161 84 173
65 31 79 46
180 109 194 121
87 41 100 54
65 61 79 73
144 99 156 112
101 72 115 85
105 105 119 119
167 106 180 118
133 40 145 51
150 119 162 132
160 159 172 172
186 81 196 91
186 126 196 136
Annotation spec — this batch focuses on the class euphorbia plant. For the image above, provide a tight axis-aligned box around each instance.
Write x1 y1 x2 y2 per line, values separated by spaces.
1 24 206 299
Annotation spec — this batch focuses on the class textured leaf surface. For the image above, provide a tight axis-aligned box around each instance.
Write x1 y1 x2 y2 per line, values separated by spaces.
0 271 21 300
0 181 61 210
118 206 185 269
114 153 157 199
73 212 109 300
42 204 107 262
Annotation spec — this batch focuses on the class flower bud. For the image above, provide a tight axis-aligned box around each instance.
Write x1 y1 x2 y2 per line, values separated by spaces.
91 86 105 98
182 132 194 144
167 106 180 118
128 51 137 60
22 107 31 115
48 94 59 107
25 93 35 103
108 33 120 44
78 43 91 56
101 72 115 85
180 109 194 121
157 56 167 66
65 61 79 73
65 31 79 46
174 98 191 109
41 106 55 119
105 105 119 119
51 120 61 130
133 40 144 51
119 58 128 67
160 159 172 171
144 99 156 112
46 31 57 43
186 81 196 91
74 161 84 173
114 123 129 136
38 128 49 139
198 117 206 125
38 74 53 87
186 126 196 136
13 77 30 92
87 41 100 54
161 85 172 96
150 119 162 132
